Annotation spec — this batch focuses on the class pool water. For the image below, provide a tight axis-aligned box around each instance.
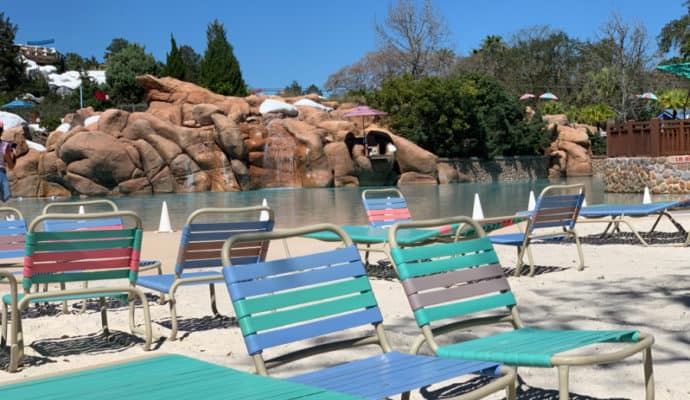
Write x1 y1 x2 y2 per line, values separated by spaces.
8 177 680 231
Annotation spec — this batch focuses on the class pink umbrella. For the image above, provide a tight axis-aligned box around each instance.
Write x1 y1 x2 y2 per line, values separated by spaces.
519 93 536 101
343 105 387 133
539 92 558 100
636 92 658 100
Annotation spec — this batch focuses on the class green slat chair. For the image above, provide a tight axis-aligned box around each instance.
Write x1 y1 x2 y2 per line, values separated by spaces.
388 216 655 400
1 211 153 372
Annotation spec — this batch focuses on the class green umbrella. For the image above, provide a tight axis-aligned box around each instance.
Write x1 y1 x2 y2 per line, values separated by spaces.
656 62 690 79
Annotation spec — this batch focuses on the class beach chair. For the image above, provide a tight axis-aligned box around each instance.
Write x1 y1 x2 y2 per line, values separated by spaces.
388 216 655 400
0 354 364 400
136 206 273 341
0 208 27 282
42 199 161 274
489 184 585 276
1 211 153 372
578 199 690 246
221 224 517 400
359 188 412 265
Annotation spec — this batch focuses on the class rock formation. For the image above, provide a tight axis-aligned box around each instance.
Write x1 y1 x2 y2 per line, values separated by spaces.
8 75 440 197
543 114 594 177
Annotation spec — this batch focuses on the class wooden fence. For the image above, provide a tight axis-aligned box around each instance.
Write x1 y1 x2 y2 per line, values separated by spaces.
607 119 690 157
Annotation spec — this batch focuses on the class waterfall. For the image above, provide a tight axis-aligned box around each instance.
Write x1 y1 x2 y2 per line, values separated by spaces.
185 158 194 189
263 128 298 188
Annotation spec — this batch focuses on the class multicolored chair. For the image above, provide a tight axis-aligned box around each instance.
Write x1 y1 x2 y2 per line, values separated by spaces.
489 184 585 276
1 211 153 372
388 216 655 399
222 224 517 400
136 206 273 340
361 188 412 228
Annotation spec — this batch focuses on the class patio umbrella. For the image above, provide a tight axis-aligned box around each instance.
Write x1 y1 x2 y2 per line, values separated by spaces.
519 93 536 101
656 62 690 79
636 92 658 100
539 92 558 100
343 106 388 155
1 99 34 109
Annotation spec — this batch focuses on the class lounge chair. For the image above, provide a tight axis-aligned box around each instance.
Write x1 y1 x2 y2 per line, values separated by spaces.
0 354 364 399
0 207 26 264
361 188 412 228
42 199 161 274
221 224 517 400
388 216 655 399
579 199 690 246
136 206 273 340
489 183 585 276
1 211 153 372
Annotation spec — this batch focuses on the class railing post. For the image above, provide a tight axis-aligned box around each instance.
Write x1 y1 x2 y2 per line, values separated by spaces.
650 119 660 157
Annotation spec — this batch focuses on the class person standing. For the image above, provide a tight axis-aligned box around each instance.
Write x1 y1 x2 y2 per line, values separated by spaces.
0 121 16 202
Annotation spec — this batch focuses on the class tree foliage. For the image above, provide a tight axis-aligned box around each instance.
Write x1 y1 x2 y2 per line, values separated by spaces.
179 45 201 83
162 34 186 80
304 84 323 96
104 38 130 61
199 19 247 96
61 52 100 72
657 1 690 61
0 13 24 94
281 80 302 97
105 43 158 104
368 73 548 158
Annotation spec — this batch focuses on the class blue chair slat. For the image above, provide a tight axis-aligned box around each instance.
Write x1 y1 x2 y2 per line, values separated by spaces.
364 197 409 210
243 307 384 355
288 351 499 400
189 220 271 232
43 217 124 231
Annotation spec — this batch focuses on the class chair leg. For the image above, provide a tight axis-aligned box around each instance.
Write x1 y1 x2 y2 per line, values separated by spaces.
99 297 109 336
557 365 570 400
643 346 655 400
571 230 585 271
514 247 525 277
209 284 220 317
1 302 7 347
525 246 536 277
168 294 179 341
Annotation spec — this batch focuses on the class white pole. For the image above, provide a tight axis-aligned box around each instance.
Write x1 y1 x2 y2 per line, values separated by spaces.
528 190 536 211
643 187 652 204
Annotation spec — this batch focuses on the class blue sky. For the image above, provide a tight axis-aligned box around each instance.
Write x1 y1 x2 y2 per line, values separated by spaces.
4 1 686 91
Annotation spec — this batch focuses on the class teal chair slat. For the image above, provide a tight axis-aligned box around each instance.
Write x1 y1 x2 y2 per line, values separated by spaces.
437 327 639 367
414 291 517 326
394 247 499 280
0 355 362 400
390 236 495 265
189 220 271 231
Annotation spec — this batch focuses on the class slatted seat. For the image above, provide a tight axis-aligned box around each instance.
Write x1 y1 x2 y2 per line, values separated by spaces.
0 354 363 400
136 206 273 340
222 224 516 400
388 216 655 399
489 184 586 276
1 211 153 372
362 188 412 228
0 207 26 262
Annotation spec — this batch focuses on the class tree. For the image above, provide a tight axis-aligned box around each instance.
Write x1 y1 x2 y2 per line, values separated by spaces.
62 52 100 71
162 34 186 80
104 38 131 62
374 0 452 79
471 35 509 78
105 43 158 104
281 80 302 97
179 45 201 83
199 19 247 96
0 13 24 93
304 84 323 96
657 1 690 61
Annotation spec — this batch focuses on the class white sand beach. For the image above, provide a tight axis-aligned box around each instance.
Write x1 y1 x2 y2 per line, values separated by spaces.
0 214 689 399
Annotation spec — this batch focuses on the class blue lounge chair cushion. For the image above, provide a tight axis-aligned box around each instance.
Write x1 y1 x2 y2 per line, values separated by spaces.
436 327 639 367
287 351 500 400
137 271 223 293
489 232 525 245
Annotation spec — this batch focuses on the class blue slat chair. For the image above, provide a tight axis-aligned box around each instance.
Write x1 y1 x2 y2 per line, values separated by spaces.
221 224 516 400
136 206 274 340
489 184 586 276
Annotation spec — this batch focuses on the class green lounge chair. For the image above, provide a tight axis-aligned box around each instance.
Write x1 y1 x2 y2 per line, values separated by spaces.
1 211 153 372
388 216 655 399
221 224 517 400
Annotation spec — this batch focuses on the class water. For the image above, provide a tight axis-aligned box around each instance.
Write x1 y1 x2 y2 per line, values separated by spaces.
9 177 685 231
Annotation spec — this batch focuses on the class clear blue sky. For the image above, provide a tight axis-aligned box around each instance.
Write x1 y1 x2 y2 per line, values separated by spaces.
4 0 686 91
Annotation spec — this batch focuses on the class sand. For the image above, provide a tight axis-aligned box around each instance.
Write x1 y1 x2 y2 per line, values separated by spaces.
0 214 689 399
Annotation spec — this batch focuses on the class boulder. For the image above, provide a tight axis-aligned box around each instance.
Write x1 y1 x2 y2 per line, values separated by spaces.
542 114 569 126
191 103 223 126
97 109 130 137
324 142 355 178
212 113 246 160
559 140 592 176
557 125 589 144
437 162 460 184
397 171 438 185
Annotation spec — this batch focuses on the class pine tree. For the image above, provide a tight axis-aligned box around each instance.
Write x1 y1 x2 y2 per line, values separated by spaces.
199 19 247 96
0 13 24 93
162 34 186 80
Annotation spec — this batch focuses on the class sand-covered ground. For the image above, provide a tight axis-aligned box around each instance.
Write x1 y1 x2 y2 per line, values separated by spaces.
0 214 689 399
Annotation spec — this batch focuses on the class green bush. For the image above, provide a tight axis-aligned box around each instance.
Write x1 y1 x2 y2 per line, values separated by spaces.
367 73 548 158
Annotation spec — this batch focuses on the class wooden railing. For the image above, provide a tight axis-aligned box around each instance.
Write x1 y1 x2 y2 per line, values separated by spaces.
607 119 690 157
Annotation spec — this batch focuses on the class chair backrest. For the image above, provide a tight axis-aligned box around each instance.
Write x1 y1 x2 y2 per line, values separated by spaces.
389 217 517 331
42 200 124 231
23 211 143 291
361 188 412 228
222 224 385 364
0 207 26 259
175 206 274 276
527 184 585 234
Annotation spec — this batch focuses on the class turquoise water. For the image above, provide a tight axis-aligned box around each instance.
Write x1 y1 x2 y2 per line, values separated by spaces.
7 177 683 231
